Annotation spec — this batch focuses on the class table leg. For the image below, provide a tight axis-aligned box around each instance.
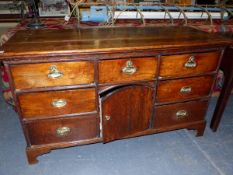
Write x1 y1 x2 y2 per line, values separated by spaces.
210 46 233 132
210 77 233 131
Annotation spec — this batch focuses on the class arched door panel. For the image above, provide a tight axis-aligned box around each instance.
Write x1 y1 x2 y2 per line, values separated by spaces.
101 85 153 142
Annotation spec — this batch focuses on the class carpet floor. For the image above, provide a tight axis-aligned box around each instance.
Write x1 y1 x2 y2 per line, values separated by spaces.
0 90 232 175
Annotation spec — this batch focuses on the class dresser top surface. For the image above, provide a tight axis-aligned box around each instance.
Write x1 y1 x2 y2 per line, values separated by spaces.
0 26 231 59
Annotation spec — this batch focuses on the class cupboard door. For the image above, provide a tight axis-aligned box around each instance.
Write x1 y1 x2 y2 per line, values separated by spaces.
102 85 153 142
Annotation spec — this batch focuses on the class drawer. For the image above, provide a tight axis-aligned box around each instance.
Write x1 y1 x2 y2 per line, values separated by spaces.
156 76 214 103
99 57 157 84
26 115 99 145
18 88 96 119
11 61 94 89
154 100 208 128
159 51 221 78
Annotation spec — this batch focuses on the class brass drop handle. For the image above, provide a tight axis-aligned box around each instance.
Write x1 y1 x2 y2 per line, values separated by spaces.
180 86 192 94
48 65 64 79
122 60 137 75
184 56 197 68
176 110 188 119
56 126 71 136
105 115 111 121
52 99 67 108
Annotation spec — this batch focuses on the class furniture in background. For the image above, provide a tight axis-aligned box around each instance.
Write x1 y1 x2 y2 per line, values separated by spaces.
0 0 27 22
38 0 69 17
211 33 233 131
69 2 232 25
0 26 231 164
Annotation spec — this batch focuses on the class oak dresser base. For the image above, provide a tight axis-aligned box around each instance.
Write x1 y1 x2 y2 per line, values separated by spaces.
0 26 231 164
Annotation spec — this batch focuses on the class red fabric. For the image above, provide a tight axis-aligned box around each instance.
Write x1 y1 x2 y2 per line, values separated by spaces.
1 66 9 82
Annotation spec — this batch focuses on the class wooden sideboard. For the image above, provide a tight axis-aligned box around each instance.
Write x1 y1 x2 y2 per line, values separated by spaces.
0 26 231 164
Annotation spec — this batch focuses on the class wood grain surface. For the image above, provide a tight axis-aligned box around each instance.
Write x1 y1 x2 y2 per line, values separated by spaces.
1 26 231 58
26 115 99 145
154 100 208 128
11 61 94 89
157 75 214 103
159 51 221 78
102 85 153 142
18 88 96 119
99 57 157 84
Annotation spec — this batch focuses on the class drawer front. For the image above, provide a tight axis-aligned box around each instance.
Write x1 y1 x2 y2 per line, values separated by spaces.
154 100 208 128
157 76 214 103
99 57 157 84
26 115 99 145
11 61 94 89
159 51 221 78
18 88 96 119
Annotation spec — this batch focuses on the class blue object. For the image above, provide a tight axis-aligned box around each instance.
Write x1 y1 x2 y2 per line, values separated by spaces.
81 6 109 22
